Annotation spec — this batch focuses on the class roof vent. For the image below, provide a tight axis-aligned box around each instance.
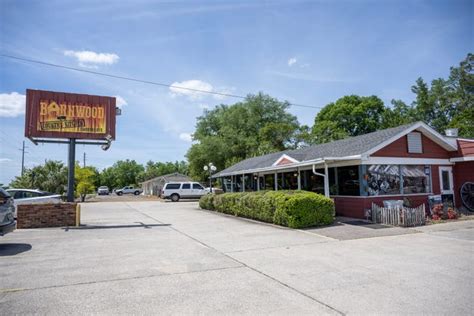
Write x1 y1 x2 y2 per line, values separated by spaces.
445 128 459 137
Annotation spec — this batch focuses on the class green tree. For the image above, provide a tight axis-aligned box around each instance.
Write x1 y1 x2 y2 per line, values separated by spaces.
187 92 303 181
138 160 188 182
410 53 474 137
311 95 387 144
75 164 96 202
107 159 144 188
9 160 68 194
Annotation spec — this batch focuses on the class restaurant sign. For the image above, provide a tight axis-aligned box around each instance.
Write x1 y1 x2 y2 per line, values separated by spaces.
25 89 116 140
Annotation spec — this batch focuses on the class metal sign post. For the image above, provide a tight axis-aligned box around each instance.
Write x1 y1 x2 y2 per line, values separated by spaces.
67 138 76 202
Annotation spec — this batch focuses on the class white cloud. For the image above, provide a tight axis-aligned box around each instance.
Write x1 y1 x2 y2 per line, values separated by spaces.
288 57 297 66
115 95 127 108
179 132 193 142
0 92 26 117
169 80 233 101
170 80 214 100
64 50 119 68
0 158 12 163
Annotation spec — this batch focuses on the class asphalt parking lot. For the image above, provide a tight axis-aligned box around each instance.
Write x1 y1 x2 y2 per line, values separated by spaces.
1 201 473 315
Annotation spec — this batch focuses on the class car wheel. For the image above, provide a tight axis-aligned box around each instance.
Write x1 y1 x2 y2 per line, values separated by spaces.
171 194 180 202
134 191 140 195
117 192 123 196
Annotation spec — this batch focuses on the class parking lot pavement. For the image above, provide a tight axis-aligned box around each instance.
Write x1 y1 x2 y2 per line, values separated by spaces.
1 201 473 315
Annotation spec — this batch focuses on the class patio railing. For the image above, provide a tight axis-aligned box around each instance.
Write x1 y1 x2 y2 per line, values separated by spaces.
371 203 426 227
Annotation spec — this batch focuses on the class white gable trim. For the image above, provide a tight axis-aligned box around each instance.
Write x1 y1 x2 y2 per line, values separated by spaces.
450 156 474 162
272 154 299 166
364 122 457 157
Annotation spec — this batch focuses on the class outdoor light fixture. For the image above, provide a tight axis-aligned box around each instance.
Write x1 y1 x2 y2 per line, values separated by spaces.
101 134 113 151
203 163 217 193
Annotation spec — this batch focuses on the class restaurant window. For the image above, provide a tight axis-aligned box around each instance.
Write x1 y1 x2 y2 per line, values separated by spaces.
367 165 401 196
402 165 431 194
264 174 275 190
337 166 360 196
282 172 298 190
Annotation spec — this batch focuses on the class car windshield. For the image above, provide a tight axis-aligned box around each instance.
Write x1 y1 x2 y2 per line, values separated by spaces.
0 188 11 198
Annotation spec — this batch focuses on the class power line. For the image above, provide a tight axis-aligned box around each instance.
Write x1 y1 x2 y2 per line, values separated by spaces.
0 53 323 110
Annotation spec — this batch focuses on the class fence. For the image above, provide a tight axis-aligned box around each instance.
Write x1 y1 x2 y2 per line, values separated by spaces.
371 203 426 227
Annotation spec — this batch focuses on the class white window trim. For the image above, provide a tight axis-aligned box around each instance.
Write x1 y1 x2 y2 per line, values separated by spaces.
450 156 474 162
363 157 453 165
330 193 433 198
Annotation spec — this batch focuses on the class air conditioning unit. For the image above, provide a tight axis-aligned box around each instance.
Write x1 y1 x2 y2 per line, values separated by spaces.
445 128 459 137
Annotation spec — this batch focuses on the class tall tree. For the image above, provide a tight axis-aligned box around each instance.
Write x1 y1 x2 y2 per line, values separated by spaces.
9 160 68 194
411 53 474 137
311 95 387 144
187 92 304 181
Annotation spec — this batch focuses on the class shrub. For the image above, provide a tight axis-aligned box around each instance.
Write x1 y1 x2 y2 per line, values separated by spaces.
198 190 334 228
199 194 214 210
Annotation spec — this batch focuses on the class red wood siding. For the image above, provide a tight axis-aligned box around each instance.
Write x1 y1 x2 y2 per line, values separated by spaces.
453 161 474 208
455 140 474 157
372 133 450 158
333 195 430 219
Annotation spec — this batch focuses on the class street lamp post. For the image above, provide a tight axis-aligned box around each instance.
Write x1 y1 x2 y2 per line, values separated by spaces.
203 163 217 193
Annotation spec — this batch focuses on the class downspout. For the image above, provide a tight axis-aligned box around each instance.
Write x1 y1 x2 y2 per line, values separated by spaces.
312 161 330 198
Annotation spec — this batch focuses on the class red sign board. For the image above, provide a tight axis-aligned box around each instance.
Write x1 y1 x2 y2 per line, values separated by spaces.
25 89 116 140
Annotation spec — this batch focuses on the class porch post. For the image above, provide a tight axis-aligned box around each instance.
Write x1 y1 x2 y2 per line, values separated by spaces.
297 167 301 190
274 173 278 191
230 175 234 193
242 174 245 192
257 173 260 191
324 163 330 198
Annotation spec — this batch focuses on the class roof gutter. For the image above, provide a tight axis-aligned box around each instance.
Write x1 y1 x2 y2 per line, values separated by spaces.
213 155 362 178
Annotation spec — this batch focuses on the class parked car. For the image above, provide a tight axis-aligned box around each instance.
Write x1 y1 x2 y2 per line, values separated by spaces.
115 186 142 196
97 186 110 195
0 188 16 236
6 189 62 218
161 182 207 202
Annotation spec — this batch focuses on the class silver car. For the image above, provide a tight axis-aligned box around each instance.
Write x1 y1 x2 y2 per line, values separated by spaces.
0 188 16 236
161 182 207 202
97 186 110 195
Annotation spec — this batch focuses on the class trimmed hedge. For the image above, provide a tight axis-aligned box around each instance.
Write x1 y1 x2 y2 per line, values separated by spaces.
198 190 334 228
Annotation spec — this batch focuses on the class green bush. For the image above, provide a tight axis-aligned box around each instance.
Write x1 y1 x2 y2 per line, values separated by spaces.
199 194 215 210
198 190 334 228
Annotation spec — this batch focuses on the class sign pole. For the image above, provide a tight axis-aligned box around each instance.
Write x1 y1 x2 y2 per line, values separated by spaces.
67 138 76 202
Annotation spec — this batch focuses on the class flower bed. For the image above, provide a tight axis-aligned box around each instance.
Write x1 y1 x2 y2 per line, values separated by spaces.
199 190 334 228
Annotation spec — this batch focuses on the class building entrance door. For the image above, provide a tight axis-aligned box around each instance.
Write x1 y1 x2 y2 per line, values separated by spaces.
439 166 454 206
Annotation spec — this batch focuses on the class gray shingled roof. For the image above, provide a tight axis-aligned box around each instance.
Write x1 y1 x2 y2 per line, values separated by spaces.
213 122 418 177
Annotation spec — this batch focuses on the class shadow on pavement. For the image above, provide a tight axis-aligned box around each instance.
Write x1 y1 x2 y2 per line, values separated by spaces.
0 243 32 256
63 222 171 231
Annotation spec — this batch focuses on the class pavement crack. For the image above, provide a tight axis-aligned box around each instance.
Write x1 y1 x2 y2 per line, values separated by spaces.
124 202 346 316
0 265 244 294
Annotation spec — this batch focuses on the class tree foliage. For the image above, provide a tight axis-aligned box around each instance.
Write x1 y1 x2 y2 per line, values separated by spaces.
75 163 96 201
311 53 473 142
138 160 188 182
311 95 387 143
9 160 68 194
186 93 307 181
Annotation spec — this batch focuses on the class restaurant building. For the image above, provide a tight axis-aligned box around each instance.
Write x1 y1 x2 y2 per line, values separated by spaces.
212 122 474 218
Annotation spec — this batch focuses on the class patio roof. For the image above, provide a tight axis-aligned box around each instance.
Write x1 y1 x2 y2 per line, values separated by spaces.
213 121 456 177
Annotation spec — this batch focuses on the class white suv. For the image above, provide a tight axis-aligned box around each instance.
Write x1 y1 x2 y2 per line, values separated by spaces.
161 182 207 202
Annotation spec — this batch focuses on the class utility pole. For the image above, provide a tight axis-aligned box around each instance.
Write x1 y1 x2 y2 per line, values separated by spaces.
19 140 28 176
83 152 86 168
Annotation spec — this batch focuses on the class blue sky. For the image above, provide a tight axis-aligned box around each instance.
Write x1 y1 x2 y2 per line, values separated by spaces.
0 0 472 185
